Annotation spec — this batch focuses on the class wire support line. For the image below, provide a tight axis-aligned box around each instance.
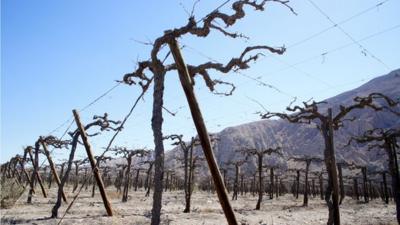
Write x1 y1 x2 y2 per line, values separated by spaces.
257 23 400 85
48 82 122 137
306 0 392 70
287 0 390 49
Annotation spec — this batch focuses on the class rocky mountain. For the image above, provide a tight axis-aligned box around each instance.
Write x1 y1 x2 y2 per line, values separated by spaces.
165 69 400 178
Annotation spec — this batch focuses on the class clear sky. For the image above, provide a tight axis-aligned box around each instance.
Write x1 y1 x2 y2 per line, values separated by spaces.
1 0 399 164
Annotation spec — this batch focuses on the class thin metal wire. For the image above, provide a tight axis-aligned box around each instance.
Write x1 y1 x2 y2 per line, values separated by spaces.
288 0 390 49
307 0 391 70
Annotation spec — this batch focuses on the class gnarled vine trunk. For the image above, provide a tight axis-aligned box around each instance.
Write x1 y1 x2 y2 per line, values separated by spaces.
150 68 166 225
322 109 340 225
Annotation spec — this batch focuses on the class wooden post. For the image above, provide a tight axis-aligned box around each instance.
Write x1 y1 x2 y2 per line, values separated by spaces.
40 139 68 202
168 38 238 225
28 147 47 198
19 159 32 187
72 109 113 216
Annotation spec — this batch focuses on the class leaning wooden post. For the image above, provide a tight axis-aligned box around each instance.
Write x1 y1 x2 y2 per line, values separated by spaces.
168 38 238 225
72 109 113 216
27 146 47 199
40 139 68 202
19 158 32 186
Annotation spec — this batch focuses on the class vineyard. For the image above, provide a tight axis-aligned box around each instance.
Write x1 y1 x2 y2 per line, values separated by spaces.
1 0 399 225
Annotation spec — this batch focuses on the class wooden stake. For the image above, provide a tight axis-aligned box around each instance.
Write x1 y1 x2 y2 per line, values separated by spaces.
72 109 113 216
168 38 238 225
40 139 68 202
27 147 47 198
19 160 32 187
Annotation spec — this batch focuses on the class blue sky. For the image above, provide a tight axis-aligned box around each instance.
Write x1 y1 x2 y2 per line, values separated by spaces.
1 0 400 163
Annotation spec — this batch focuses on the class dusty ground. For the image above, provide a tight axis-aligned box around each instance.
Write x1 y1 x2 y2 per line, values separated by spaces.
0 186 397 225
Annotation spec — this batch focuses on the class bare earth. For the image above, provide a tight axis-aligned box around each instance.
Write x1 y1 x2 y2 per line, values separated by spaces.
1 187 397 225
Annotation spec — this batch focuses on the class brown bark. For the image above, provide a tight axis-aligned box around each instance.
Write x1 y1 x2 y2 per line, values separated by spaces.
51 135 79 218
40 140 67 202
19 157 32 187
122 156 132 202
168 39 237 224
323 108 340 225
145 162 154 197
232 164 240 200
27 145 47 203
73 109 113 216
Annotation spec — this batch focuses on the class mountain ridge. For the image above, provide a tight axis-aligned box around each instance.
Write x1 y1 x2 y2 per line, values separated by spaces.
164 68 400 177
